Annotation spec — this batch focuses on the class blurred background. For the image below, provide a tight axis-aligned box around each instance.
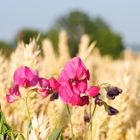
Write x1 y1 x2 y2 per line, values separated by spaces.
0 1 140 140
0 0 140 58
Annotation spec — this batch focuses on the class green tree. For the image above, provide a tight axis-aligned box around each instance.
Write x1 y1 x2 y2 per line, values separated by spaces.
53 10 124 58
15 28 48 47
16 28 40 44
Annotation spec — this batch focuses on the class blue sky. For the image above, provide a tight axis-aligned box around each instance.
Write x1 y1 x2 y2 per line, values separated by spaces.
0 0 140 45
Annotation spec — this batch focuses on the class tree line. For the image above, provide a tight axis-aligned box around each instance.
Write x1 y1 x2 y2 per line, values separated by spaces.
0 10 124 58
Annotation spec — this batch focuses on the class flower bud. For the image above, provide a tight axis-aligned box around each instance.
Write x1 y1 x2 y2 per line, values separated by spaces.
106 86 123 100
95 97 104 106
84 111 90 123
107 106 119 115
50 92 59 101
104 102 119 115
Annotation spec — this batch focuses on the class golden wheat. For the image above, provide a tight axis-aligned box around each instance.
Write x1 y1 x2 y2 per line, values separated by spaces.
0 31 140 140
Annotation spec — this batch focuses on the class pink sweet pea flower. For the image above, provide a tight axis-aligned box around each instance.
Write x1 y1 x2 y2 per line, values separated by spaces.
39 77 59 97
13 66 39 87
6 84 20 103
58 57 90 106
87 86 100 97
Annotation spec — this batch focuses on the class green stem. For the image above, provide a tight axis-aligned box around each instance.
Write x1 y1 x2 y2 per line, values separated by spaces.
25 96 31 121
22 94 32 140
89 103 92 140
66 104 74 138
88 102 97 140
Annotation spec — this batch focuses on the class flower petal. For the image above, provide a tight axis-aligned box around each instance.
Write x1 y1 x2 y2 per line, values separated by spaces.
14 66 39 87
9 84 20 96
58 57 90 83
39 78 49 88
6 95 15 103
87 86 100 97
59 82 73 103
78 96 89 106
69 94 79 105
76 79 87 93
49 77 60 90
39 88 49 97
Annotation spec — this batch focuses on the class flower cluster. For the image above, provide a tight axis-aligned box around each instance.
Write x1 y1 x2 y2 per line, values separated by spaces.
6 57 122 115
6 66 39 102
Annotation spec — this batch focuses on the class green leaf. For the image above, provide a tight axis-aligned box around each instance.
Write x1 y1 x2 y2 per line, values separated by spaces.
0 111 6 134
59 134 65 140
1 123 8 134
48 128 61 140
0 111 12 135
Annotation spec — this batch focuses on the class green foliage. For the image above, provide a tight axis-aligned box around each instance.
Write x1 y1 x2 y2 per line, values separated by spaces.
60 134 65 140
0 111 25 140
53 10 124 58
15 28 60 55
45 28 59 52
0 41 14 57
94 28 124 58
3 11 124 59
16 28 39 44
15 28 47 47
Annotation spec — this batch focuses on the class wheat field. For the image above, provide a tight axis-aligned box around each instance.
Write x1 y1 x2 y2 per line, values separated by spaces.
0 31 140 140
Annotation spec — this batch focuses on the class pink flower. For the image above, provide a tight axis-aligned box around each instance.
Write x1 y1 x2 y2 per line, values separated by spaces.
6 84 20 103
86 86 100 97
58 57 90 106
13 66 39 87
39 77 59 97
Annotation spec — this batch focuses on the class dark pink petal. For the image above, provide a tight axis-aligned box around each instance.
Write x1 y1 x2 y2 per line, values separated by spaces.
75 59 85 78
58 57 90 83
65 57 84 79
39 78 49 88
14 66 39 87
78 96 89 106
6 95 15 103
58 69 69 83
9 84 20 96
85 70 90 80
75 57 90 80
61 57 82 80
15 89 21 96
76 79 87 93
25 68 38 86
70 94 89 106
69 94 79 105
63 61 76 79
49 77 60 90
59 82 89 106
72 85 80 95
39 88 49 97
59 82 73 103
87 86 100 97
